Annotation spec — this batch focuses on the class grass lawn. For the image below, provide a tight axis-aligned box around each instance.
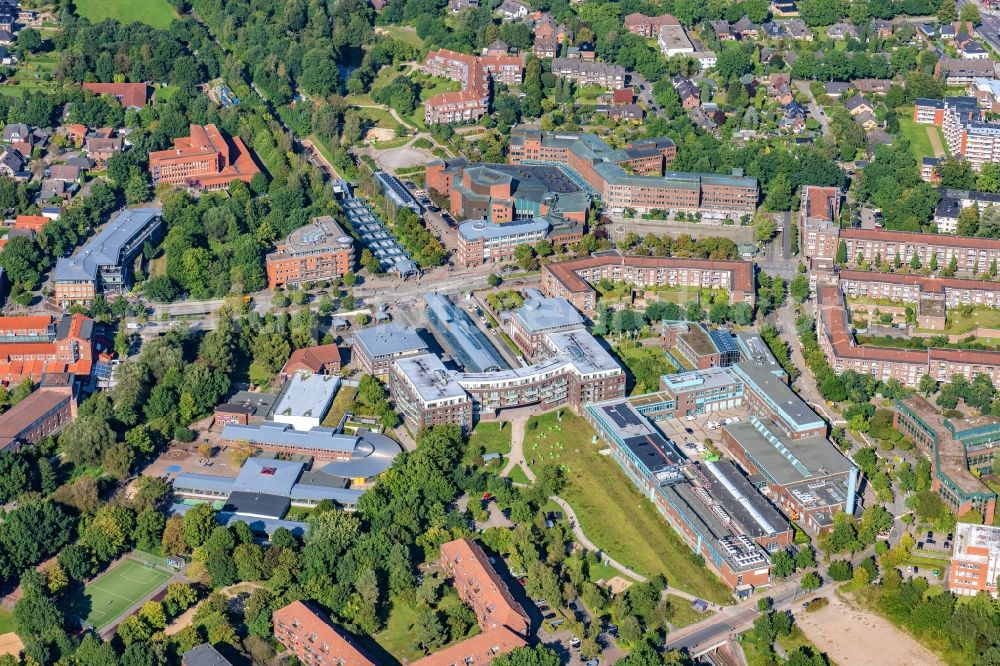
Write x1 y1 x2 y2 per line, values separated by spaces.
945 306 1000 335
323 387 358 427
379 25 425 48
0 608 14 634
525 411 732 605
667 593 714 627
898 109 945 161
373 589 478 664
615 345 675 395
468 421 512 457
360 106 399 130
508 464 531 485
74 0 178 28
63 558 171 630
776 626 834 664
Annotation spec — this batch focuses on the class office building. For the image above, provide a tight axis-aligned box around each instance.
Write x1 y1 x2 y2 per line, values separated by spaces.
541 252 755 315
458 217 579 267
148 124 260 191
508 129 758 216
266 216 354 288
587 399 787 589
950 523 1000 597
53 207 164 305
894 396 998 523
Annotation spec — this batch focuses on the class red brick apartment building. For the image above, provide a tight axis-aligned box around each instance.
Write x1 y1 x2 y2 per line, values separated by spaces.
816 285 1000 387
273 601 377 666
148 124 261 192
950 523 1000 597
422 49 525 124
799 185 841 262
623 12 679 38
507 129 757 216
541 254 756 315
0 374 76 451
805 226 1000 277
81 82 150 109
273 541 528 666
265 216 354 288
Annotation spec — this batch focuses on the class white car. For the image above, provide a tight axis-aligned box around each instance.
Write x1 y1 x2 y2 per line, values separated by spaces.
685 414 697 421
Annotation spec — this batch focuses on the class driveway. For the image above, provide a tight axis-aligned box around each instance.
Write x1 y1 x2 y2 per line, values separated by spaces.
794 80 831 136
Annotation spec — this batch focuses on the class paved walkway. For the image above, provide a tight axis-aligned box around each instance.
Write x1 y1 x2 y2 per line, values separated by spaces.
498 416 718 607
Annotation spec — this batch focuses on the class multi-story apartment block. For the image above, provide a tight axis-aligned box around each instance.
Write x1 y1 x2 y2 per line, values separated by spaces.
506 289 585 356
913 98 947 126
273 601 377 666
623 12 679 38
388 328 625 427
422 49 525 124
148 124 261 191
804 226 1000 277
53 208 164 305
950 523 1000 597
507 129 757 216
352 323 429 378
658 24 694 57
799 185 841 264
541 252 755 315
940 96 1000 170
934 57 997 85
438 538 529 634
550 58 626 89
934 188 1000 233
265 216 354 288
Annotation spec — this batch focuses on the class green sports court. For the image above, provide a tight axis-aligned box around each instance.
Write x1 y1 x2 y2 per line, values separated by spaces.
64 558 172 630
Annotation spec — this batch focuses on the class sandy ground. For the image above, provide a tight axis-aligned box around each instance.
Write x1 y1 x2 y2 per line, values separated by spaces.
376 144 434 170
795 594 944 666
927 126 946 158
0 632 23 657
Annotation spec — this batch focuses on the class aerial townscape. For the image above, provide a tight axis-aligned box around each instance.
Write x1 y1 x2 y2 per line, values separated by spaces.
13 1 1000 666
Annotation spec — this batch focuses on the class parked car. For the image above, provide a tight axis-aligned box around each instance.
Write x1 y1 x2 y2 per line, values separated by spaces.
569 638 581 648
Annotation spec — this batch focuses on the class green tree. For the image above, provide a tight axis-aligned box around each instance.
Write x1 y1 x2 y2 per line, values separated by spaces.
771 550 795 578
182 503 217 548
800 571 822 592
790 274 810 303
754 213 777 244
835 240 847 266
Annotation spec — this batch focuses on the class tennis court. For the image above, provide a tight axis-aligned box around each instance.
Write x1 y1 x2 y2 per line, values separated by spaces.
65 558 172 630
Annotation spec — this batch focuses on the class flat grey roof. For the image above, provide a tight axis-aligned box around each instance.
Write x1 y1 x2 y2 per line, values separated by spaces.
513 289 584 334
545 329 622 376
394 353 469 403
233 457 303 495
225 491 290 519
222 422 358 454
724 418 855 486
222 390 278 418
458 217 549 241
425 292 509 373
352 323 428 360
53 207 162 282
182 644 232 666
733 332 823 431
702 460 790 538
272 373 340 425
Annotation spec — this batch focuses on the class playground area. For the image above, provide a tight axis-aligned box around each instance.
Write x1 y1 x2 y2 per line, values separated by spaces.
65 557 173 631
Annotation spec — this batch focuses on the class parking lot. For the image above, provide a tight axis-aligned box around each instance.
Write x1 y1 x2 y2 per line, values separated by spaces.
653 408 750 459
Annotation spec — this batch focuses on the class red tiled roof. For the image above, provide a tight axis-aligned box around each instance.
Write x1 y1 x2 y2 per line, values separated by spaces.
544 255 755 295
839 270 1000 294
82 82 150 109
440 538 529 634
273 601 376 666
841 227 1000 250
409 627 526 666
15 215 49 231
281 344 342 375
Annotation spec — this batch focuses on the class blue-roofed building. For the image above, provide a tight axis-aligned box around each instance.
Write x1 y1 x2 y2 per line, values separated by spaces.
53 207 164 306
425 292 509 373
374 171 422 213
